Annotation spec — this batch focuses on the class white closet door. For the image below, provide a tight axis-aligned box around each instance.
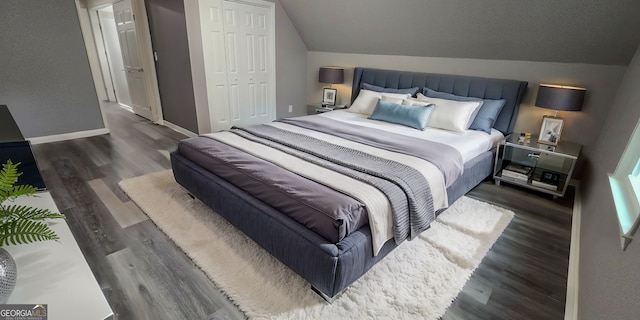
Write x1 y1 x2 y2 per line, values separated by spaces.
222 1 272 127
199 0 274 132
199 0 231 131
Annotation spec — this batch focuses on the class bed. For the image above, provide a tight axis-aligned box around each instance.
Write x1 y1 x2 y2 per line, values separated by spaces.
170 67 528 301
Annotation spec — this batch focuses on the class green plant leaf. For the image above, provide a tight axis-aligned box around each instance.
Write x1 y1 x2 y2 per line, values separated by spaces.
6 185 37 202
0 160 65 246
1 204 65 222
0 220 60 246
0 160 22 203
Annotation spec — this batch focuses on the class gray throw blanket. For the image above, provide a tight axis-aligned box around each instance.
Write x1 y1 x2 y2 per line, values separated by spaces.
231 124 436 243
279 116 464 187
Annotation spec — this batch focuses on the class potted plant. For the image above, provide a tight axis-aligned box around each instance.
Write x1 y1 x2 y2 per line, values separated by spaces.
0 160 65 303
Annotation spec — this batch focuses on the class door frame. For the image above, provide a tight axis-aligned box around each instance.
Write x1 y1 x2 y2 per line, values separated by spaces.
90 5 132 108
75 0 164 125
88 4 117 103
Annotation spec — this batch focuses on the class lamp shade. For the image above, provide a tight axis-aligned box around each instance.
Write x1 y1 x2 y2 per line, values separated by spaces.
535 84 586 112
318 67 344 85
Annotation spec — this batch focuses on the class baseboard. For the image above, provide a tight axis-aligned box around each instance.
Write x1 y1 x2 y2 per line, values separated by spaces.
28 128 110 145
564 183 581 320
163 121 197 138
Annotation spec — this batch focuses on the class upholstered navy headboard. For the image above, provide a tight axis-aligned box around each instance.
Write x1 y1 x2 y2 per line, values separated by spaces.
351 68 528 135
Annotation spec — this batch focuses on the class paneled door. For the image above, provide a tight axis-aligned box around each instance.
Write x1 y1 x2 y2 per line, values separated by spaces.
222 1 272 128
199 0 275 132
199 0 232 130
113 0 153 121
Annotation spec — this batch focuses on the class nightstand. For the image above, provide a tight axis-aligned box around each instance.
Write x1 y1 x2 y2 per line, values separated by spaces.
493 134 581 197
306 103 347 115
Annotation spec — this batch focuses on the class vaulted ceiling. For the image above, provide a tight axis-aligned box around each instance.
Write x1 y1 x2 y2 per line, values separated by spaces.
278 0 640 66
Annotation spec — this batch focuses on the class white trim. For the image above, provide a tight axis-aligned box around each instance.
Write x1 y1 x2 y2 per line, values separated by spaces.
608 117 640 249
28 128 110 145
75 1 110 130
564 182 581 320
163 121 198 138
267 0 276 123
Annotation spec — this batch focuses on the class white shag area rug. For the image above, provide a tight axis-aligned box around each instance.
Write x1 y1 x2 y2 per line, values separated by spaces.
119 170 514 319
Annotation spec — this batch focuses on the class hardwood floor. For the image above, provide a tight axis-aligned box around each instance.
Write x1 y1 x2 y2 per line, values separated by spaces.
31 103 571 320
446 184 572 320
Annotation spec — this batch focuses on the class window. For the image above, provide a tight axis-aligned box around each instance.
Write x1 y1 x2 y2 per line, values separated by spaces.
609 119 640 250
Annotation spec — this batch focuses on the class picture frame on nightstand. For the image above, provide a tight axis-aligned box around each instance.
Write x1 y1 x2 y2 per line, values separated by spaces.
322 88 337 106
538 116 563 146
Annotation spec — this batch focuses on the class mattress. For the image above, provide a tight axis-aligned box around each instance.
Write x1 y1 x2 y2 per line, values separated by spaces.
178 137 368 243
177 113 503 254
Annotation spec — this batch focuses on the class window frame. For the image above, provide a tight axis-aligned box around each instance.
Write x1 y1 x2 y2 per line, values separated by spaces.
609 118 640 250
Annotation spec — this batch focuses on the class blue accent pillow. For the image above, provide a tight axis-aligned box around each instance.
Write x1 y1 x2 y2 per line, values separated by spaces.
362 83 420 97
368 100 434 130
423 88 506 134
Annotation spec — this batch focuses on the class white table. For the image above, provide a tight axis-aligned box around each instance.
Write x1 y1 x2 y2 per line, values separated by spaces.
5 192 113 320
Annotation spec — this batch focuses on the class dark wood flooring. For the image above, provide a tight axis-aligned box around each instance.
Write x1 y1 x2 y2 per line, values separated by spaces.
30 103 572 320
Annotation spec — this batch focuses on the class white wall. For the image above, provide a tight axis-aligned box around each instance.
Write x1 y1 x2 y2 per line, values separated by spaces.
578 45 640 320
307 51 627 175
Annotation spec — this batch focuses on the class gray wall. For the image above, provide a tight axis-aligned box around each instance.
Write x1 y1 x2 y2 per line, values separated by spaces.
146 0 199 134
307 52 627 177
274 0 307 118
281 0 640 66
578 45 640 319
0 0 105 138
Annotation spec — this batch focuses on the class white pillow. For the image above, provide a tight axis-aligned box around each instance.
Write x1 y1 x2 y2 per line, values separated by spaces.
349 89 410 115
402 98 431 107
381 95 405 104
416 94 482 133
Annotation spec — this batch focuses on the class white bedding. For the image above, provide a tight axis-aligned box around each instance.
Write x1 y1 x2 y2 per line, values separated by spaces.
318 110 505 163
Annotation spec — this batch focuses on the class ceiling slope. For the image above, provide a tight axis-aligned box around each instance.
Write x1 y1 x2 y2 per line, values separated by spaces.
279 0 640 65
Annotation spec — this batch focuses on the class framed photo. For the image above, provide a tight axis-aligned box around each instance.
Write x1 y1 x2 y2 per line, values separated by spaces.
538 116 564 146
322 88 337 106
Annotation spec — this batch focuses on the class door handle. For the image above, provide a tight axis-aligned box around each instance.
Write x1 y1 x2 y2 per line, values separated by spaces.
528 153 540 159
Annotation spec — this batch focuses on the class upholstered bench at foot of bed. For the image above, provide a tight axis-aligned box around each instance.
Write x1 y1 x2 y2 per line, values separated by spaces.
171 152 399 300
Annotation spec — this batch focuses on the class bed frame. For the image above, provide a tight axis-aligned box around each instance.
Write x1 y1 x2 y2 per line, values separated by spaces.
170 67 527 301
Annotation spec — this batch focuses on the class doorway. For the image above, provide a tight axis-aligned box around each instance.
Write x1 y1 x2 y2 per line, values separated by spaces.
89 5 132 109
76 0 163 124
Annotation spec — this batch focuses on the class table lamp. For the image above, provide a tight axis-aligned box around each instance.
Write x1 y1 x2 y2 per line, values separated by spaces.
319 67 344 106
535 84 586 145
